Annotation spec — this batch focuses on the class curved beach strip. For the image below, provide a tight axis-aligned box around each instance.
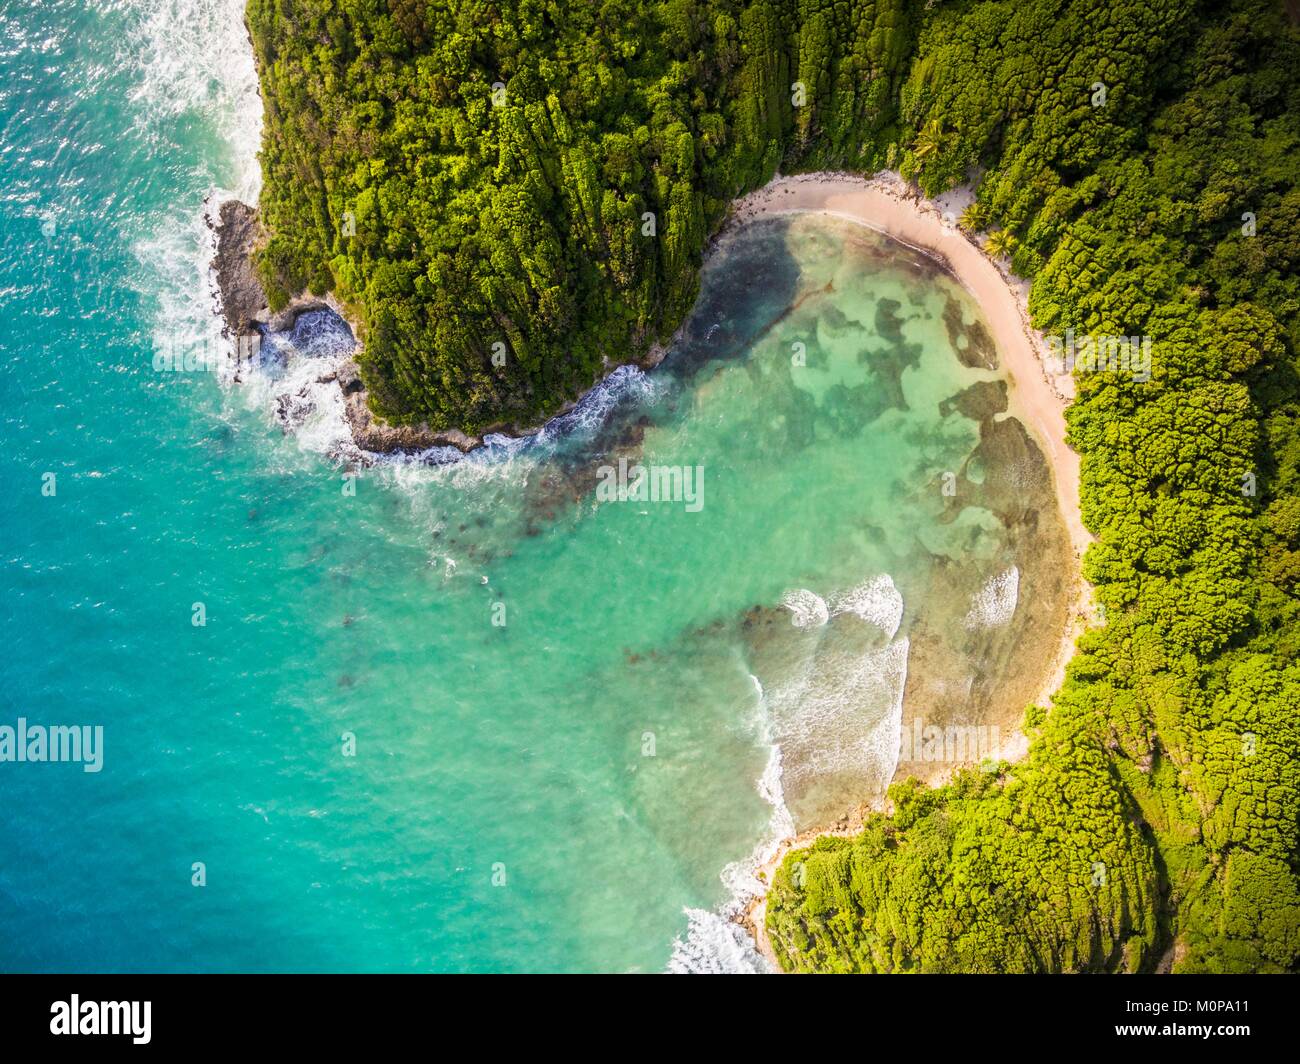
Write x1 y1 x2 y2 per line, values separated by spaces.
728 173 1094 969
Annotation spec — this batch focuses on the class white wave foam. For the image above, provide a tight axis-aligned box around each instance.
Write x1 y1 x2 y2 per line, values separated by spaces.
719 720 795 904
829 573 905 639
769 637 909 785
756 742 795 841
780 588 829 628
764 575 914 804
121 0 263 202
536 364 656 444
248 337 361 463
373 359 656 481
750 679 796 848
965 565 1020 629
281 309 357 359
667 629 910 975
130 193 232 393
120 0 266 455
667 669 793 974
667 908 776 974
227 317 657 481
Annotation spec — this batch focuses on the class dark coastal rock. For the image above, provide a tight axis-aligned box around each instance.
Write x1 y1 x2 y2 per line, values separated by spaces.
275 390 314 430
210 197 351 339
209 199 268 339
341 383 481 454
335 360 364 395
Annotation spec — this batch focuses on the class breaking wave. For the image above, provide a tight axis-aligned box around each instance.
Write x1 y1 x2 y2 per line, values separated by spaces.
829 573 905 639
666 669 789 974
120 0 266 462
965 565 1020 629
780 588 829 628
769 636 909 785
669 572 909 974
782 574 905 638
667 908 775 974
120 0 262 202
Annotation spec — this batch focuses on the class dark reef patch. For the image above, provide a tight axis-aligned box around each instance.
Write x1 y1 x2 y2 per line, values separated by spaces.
942 294 999 370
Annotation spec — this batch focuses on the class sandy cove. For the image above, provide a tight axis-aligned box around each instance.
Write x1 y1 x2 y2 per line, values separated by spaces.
725 171 1088 557
724 171 1095 970
214 169 1095 970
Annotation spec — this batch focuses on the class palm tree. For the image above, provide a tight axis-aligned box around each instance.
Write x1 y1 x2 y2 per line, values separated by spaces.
984 228 1018 258
912 118 945 161
959 202 988 233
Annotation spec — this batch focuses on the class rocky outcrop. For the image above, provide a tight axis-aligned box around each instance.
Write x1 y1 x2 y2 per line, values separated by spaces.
208 199 267 338
210 198 484 456
333 362 483 454
208 198 361 338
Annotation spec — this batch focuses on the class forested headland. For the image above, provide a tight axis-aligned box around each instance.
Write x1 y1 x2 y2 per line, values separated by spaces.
247 0 1300 972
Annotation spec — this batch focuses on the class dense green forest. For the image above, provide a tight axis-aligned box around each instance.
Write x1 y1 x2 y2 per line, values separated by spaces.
247 0 914 429
247 0 1300 972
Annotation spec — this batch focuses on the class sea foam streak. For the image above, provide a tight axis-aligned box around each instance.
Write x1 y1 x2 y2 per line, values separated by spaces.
121 0 262 203
965 565 1020 629
119 0 265 460
668 672 788 974
250 324 361 463
670 575 909 974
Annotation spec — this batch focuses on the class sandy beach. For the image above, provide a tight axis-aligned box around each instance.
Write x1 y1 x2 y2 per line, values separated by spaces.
724 171 1095 969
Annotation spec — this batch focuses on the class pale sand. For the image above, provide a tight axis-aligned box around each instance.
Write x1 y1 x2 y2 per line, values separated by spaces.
723 171 1096 968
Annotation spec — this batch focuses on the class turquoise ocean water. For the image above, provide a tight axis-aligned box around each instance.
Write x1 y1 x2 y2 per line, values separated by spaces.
0 0 1045 972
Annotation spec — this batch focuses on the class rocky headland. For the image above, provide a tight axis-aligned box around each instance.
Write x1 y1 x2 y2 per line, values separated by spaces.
208 196 482 455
